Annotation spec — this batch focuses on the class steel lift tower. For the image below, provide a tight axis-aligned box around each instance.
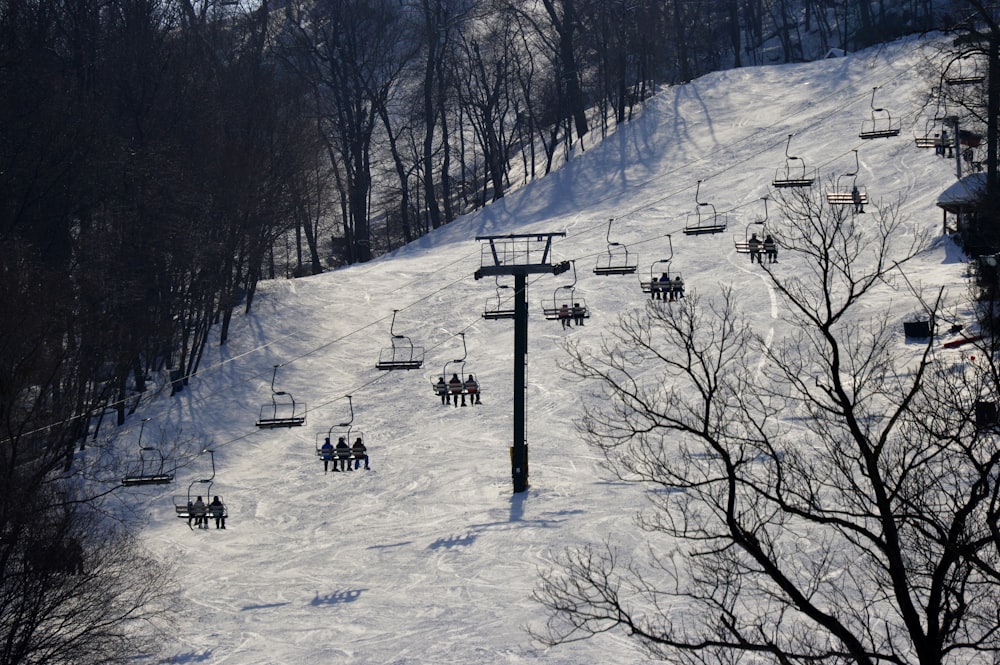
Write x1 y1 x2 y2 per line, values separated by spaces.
475 233 570 493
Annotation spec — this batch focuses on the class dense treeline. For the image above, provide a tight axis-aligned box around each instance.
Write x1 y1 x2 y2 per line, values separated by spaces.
0 0 943 417
0 0 946 659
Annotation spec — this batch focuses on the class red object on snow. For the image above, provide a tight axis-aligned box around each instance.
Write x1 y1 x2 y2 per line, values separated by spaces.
942 335 984 349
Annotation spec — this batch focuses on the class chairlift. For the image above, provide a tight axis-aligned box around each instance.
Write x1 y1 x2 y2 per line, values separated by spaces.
734 198 768 255
639 236 684 301
542 261 589 322
483 277 516 320
430 333 482 406
914 117 944 149
825 150 869 208
858 87 900 139
593 218 638 275
315 395 365 460
376 310 425 370
121 418 175 486
683 180 727 235
172 450 227 528
772 134 816 188
255 364 306 428
945 52 986 86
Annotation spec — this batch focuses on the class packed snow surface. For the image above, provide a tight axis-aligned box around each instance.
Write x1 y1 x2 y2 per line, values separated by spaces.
121 35 970 664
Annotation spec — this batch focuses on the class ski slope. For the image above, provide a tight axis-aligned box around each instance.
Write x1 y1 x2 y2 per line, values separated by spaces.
119 35 970 664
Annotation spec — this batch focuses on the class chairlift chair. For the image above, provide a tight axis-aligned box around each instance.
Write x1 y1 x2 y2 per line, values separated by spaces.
639 258 676 295
772 135 816 188
316 395 365 459
593 218 638 275
256 365 306 428
483 278 516 320
542 261 589 322
376 310 425 370
734 199 769 255
683 180 727 235
914 118 944 149
430 333 482 405
858 87 901 139
121 418 175 486
172 450 227 527
945 52 986 86
825 150 869 207
639 236 684 300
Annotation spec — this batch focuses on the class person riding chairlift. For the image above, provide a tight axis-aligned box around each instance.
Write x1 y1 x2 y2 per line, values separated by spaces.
464 374 481 405
448 373 465 407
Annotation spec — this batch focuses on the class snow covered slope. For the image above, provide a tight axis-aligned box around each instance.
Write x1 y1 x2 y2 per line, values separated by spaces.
122 35 966 664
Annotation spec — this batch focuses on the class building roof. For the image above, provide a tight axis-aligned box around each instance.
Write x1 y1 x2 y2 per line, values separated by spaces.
937 173 987 214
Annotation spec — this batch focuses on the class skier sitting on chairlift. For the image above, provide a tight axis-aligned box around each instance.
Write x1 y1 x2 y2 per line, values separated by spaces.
449 373 465 407
435 376 449 405
320 437 335 473
351 437 370 470
558 304 571 329
764 235 777 263
335 436 351 471
669 276 685 301
464 374 481 405
209 496 226 529
191 496 207 529
748 234 762 264
656 272 670 300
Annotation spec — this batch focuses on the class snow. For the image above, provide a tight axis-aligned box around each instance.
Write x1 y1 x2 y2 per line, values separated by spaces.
938 171 986 207
118 34 971 664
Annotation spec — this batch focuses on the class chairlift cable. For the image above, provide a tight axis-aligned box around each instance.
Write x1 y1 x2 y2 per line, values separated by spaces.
10 48 927 449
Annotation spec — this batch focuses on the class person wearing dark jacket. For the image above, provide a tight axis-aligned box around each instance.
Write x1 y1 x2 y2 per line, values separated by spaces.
351 437 370 470
448 373 465 407
335 436 352 471
192 496 207 529
747 234 762 264
209 496 226 529
763 235 777 263
464 375 481 405
435 377 449 405
320 437 335 473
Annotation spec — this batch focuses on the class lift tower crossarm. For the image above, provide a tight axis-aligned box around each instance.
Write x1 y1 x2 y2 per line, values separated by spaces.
474 233 569 279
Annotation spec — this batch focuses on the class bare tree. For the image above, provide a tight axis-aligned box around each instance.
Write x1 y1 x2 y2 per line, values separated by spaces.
282 0 409 264
0 491 177 664
533 190 1000 664
0 295 178 663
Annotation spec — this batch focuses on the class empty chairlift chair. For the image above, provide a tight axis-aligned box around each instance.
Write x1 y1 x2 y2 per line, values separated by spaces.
683 180 727 235
376 309 425 370
593 218 638 275
945 51 986 86
121 418 175 486
482 278 516 320
858 87 900 139
772 134 816 188
256 364 306 428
